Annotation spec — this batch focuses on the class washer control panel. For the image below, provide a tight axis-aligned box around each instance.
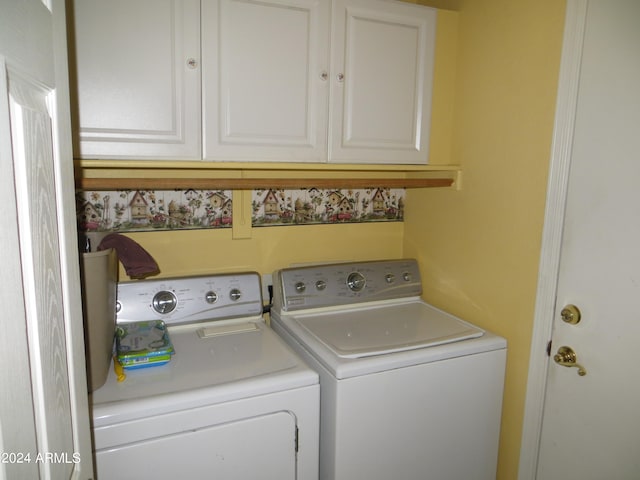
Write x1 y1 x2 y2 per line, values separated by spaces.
116 272 262 325
275 259 422 311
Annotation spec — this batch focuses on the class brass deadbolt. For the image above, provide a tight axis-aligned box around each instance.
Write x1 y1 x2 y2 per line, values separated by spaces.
560 304 581 325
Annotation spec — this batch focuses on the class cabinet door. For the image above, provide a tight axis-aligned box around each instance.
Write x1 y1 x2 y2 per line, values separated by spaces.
203 0 330 162
72 0 201 160
329 0 436 164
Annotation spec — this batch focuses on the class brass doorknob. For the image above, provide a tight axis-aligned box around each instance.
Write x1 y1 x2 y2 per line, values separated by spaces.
561 304 581 324
553 346 587 376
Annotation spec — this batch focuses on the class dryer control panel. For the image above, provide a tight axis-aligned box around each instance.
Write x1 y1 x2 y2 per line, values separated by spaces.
116 272 263 325
274 259 422 311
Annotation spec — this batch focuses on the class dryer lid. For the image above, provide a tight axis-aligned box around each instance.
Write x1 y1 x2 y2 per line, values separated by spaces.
293 302 484 359
91 320 318 427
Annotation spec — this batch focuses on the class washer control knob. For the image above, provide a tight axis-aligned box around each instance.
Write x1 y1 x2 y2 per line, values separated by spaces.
403 272 412 282
347 272 366 292
385 273 395 284
152 290 177 314
205 291 218 304
295 281 306 293
229 288 242 302
315 280 327 291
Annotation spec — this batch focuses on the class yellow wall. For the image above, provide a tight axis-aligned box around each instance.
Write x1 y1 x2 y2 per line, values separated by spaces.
108 3 566 478
405 0 566 478
110 6 461 281
123 221 404 279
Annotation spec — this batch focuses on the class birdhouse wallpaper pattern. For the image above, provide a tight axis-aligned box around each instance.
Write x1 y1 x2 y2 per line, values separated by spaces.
252 188 405 226
77 190 233 232
76 188 405 233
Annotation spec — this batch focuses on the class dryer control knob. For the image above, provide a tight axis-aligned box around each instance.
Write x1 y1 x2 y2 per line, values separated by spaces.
347 272 366 292
402 272 412 282
205 291 218 304
229 288 242 301
295 282 306 293
385 273 396 284
152 290 177 314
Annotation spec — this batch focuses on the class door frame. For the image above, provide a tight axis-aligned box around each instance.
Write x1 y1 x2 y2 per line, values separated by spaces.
518 1 588 478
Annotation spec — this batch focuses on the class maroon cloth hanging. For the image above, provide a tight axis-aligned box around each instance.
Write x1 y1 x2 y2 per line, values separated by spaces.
97 233 159 279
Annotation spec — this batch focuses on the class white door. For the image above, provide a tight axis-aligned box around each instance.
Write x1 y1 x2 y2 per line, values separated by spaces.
203 0 330 162
329 0 436 164
0 1 93 479
71 0 201 160
525 1 640 478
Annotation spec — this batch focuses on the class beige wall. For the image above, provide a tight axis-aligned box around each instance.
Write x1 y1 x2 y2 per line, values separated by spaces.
405 1 566 478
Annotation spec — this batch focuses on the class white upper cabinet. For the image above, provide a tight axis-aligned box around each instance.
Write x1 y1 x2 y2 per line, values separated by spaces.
203 0 436 164
72 0 201 160
72 0 436 164
329 0 436 164
202 0 331 162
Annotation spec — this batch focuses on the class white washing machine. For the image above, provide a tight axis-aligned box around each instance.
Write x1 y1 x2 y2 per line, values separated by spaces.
90 272 319 480
270 259 506 480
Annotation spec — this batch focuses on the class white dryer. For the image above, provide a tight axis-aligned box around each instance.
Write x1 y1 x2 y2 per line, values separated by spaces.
90 272 319 480
270 259 506 480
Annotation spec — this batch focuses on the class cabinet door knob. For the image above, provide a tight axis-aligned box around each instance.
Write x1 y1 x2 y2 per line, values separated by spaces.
186 57 198 69
337 73 344 82
320 71 328 81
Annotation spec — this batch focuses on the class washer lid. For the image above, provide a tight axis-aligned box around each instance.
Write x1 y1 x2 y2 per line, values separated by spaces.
294 302 484 358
